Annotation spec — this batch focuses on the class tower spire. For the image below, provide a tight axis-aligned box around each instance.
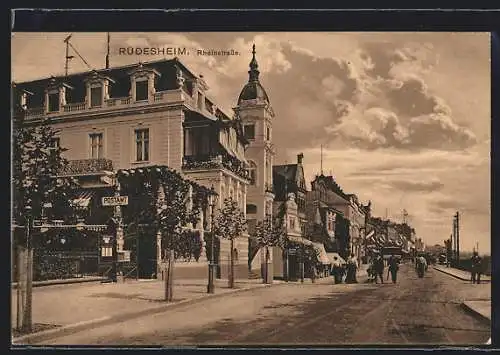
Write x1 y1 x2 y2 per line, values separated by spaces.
248 43 260 82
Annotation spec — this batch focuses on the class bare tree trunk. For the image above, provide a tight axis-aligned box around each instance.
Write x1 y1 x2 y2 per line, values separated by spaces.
16 245 26 331
262 247 268 284
164 249 174 302
22 248 33 332
229 239 235 288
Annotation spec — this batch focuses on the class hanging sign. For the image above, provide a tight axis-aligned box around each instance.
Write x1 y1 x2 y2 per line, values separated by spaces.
102 196 129 206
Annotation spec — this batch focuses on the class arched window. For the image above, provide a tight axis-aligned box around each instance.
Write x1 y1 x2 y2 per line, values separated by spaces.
248 161 257 185
246 204 257 214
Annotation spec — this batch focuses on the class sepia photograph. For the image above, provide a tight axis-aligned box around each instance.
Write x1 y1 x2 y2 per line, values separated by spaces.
11 31 491 346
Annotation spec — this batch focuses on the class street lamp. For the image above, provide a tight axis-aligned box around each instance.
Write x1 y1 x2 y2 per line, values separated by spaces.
22 204 33 333
207 185 218 294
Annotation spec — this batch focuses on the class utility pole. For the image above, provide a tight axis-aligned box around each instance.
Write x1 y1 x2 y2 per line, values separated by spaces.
320 144 323 175
453 215 457 266
63 34 74 77
456 211 460 265
105 32 110 69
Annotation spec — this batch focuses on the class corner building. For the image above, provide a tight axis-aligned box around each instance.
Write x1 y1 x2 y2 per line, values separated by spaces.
13 58 251 280
234 45 276 275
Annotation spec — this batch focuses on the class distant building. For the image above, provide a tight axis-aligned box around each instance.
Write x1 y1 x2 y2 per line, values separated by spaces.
308 174 367 260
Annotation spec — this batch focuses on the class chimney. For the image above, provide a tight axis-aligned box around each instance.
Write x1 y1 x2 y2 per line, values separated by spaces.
297 153 304 164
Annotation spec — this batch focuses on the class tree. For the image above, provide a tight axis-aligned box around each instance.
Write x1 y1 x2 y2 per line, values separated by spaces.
12 115 76 333
117 166 209 301
253 214 288 283
13 117 76 241
213 198 247 288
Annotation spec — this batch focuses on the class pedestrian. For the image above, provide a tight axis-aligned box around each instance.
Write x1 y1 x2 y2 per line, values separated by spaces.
367 257 376 283
331 256 343 284
346 253 358 283
374 254 384 284
416 255 426 278
470 251 482 284
388 254 399 283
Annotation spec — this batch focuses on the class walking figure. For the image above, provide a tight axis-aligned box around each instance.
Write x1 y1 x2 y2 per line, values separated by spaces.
331 256 344 284
374 254 384 284
416 255 426 278
346 253 358 283
470 251 482 284
367 258 376 283
387 254 399 283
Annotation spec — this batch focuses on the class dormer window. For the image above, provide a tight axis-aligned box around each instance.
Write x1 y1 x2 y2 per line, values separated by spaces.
84 72 114 109
128 64 160 103
19 89 34 111
136 79 148 101
45 79 72 114
48 91 60 112
90 85 103 107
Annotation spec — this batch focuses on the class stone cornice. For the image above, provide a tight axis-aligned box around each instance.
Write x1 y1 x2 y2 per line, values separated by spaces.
20 101 189 127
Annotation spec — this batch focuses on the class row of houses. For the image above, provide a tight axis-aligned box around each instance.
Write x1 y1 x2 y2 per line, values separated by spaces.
12 43 420 282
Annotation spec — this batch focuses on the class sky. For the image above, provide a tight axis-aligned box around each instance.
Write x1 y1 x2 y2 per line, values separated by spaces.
11 32 491 254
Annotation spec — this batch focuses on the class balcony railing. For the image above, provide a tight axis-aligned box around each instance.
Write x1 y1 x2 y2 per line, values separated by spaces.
182 153 250 181
24 107 45 119
21 88 195 121
63 102 86 112
59 158 114 176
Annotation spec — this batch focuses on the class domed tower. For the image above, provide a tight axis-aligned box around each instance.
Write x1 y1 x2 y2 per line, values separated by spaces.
234 44 275 224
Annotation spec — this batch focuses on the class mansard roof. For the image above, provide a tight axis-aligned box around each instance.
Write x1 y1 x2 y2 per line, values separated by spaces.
12 58 198 108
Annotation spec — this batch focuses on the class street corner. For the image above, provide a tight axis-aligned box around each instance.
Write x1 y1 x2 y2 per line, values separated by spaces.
460 300 491 325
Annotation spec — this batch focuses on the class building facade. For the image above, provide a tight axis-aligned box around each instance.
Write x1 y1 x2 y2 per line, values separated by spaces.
234 45 276 274
13 57 251 279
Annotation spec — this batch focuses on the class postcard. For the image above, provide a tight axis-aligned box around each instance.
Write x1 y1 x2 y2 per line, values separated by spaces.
11 31 491 347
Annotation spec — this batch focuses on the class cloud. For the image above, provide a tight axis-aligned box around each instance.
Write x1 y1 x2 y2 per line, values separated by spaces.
407 113 477 149
387 75 452 117
215 35 292 78
325 107 409 150
389 179 444 193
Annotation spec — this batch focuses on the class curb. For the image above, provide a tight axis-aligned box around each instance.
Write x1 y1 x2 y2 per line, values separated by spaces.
432 266 491 283
12 282 280 345
12 277 107 289
460 302 491 325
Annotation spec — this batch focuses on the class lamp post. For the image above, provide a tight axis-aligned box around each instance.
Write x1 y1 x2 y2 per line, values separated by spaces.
22 204 33 333
207 186 218 294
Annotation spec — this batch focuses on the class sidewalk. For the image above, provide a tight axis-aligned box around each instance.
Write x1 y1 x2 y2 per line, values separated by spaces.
11 277 282 343
433 265 491 282
12 276 106 289
433 265 491 324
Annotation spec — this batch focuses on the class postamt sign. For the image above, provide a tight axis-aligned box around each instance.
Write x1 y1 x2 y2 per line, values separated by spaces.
102 196 129 206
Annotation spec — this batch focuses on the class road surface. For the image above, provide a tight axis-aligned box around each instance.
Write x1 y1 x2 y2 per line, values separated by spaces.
41 263 490 346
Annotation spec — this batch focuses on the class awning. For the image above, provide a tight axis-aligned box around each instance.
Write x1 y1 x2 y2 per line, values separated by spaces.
327 252 346 265
72 190 95 208
312 242 330 264
288 235 313 246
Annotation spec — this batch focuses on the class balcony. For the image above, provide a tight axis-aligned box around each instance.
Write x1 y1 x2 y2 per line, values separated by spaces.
182 153 250 181
59 158 114 177
22 88 196 121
